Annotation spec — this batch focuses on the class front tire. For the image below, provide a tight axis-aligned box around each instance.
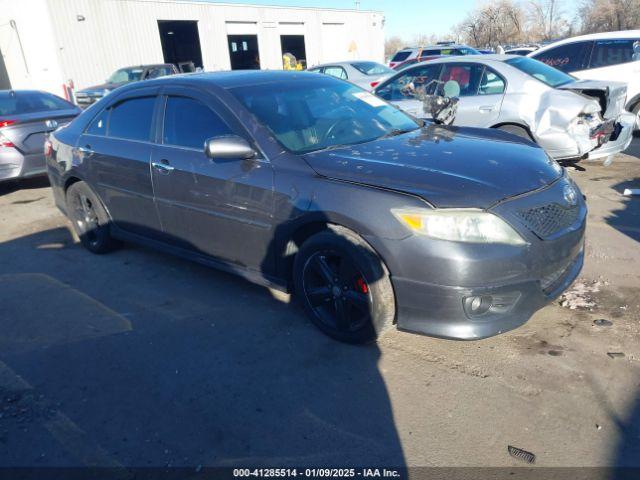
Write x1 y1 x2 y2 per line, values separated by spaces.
293 226 395 344
66 181 119 254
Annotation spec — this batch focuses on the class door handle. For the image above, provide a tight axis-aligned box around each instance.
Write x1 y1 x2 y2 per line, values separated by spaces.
479 106 494 112
152 159 175 174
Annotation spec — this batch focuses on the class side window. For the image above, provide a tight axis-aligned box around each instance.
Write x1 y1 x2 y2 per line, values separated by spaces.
163 96 232 149
145 67 173 79
478 68 506 95
589 39 639 68
376 64 442 101
324 66 347 80
108 96 156 141
86 109 109 136
437 64 484 97
531 41 592 72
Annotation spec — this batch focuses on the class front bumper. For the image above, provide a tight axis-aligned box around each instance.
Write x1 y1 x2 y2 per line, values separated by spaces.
365 176 586 340
0 150 46 182
392 247 583 339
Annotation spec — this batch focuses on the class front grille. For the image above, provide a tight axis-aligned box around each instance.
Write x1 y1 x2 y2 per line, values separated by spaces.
516 203 580 239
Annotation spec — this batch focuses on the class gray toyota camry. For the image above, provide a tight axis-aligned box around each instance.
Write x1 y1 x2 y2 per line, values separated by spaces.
46 71 585 343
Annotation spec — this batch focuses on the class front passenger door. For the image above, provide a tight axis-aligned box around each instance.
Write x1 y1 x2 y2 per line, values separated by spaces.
150 89 275 269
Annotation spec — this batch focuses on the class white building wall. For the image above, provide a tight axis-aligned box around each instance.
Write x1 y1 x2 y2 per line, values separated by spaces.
8 0 384 94
0 0 67 96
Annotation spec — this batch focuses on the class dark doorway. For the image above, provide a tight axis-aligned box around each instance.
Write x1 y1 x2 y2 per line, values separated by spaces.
227 35 260 70
280 35 307 69
0 48 11 90
158 20 203 70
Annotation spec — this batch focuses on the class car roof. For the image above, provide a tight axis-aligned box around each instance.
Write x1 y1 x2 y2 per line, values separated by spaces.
310 60 386 69
119 64 174 70
409 54 518 66
399 44 473 51
127 70 327 90
534 30 640 52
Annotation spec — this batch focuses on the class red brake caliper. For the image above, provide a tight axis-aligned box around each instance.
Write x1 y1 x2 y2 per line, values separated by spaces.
355 276 369 294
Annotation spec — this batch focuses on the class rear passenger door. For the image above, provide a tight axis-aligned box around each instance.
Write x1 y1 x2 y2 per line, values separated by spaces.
150 86 275 269
436 63 505 127
78 87 162 237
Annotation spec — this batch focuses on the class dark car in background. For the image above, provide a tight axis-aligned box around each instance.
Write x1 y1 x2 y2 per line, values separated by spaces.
46 71 585 343
0 90 80 182
75 64 181 108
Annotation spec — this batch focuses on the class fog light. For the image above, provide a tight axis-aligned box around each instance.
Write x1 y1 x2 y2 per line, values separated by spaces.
464 295 492 317
463 292 521 319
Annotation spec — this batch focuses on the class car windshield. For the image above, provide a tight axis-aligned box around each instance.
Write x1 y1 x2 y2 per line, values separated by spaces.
351 62 394 76
505 56 574 87
0 91 75 115
106 67 144 84
230 77 420 154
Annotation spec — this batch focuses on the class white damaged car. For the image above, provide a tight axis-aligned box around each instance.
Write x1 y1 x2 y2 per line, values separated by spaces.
374 55 635 164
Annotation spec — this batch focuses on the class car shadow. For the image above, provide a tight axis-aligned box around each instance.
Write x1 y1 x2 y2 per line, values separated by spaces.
0 176 50 197
0 224 405 469
605 178 640 243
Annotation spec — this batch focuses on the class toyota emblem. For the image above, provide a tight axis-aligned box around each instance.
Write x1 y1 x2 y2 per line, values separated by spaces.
45 119 58 129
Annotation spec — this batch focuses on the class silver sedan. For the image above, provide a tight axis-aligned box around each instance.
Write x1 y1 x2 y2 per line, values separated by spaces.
0 90 80 182
374 55 635 163
307 61 394 90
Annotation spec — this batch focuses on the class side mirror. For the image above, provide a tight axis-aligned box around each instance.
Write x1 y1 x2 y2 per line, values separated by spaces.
204 135 257 160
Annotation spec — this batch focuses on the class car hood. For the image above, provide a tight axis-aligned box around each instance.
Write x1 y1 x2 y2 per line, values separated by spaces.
303 125 562 209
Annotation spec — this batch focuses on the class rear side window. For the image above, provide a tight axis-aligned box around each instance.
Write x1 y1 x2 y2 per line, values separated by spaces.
589 39 640 68
391 51 411 62
478 69 506 95
108 96 156 141
0 91 74 115
163 96 232 149
145 66 174 79
86 109 109 136
438 64 484 96
531 41 592 72
324 66 347 80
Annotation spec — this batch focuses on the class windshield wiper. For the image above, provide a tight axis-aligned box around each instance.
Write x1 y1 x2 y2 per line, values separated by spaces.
380 127 417 139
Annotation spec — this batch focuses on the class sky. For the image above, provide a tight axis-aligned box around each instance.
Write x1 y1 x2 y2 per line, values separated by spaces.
201 0 479 40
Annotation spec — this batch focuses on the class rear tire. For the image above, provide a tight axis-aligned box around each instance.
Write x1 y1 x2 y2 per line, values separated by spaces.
496 124 533 141
66 181 119 254
293 225 395 344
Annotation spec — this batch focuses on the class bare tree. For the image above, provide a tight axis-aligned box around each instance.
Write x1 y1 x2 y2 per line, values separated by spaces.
384 36 406 57
456 0 527 48
578 0 640 33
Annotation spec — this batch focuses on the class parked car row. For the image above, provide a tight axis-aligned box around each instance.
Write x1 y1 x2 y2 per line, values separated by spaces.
2 31 636 345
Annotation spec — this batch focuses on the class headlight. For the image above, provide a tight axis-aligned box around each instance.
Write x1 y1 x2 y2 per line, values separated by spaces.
392 208 527 245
